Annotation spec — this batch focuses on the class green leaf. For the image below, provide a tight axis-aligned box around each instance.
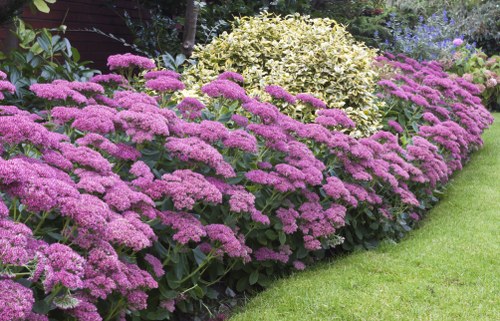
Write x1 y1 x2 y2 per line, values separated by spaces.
165 272 181 289
192 247 207 266
33 0 51 13
70 44 80 62
33 299 51 314
236 276 248 292
159 282 177 299
278 232 286 245
264 229 277 240
53 294 79 309
36 35 51 53
257 274 272 287
249 270 259 285
147 310 170 320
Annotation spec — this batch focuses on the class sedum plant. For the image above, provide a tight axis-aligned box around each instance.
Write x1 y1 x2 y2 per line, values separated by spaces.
182 13 382 137
0 52 492 320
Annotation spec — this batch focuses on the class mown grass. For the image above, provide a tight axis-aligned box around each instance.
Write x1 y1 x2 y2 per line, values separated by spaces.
231 113 500 321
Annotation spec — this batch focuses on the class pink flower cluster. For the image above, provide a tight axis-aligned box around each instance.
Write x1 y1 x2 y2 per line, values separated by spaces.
30 79 104 105
107 53 155 71
0 79 15 100
377 53 493 184
0 49 492 320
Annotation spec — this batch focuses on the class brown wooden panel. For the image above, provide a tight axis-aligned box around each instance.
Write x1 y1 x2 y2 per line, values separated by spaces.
0 0 150 69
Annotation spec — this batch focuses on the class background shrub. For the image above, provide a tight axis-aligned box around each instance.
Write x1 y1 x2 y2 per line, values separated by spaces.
0 19 99 107
442 48 500 111
379 10 474 61
182 13 382 137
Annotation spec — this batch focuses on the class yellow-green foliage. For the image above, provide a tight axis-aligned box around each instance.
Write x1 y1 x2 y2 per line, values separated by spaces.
183 13 383 136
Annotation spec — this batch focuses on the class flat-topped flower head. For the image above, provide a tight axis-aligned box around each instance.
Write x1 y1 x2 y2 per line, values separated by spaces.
265 85 296 104
107 53 156 71
145 76 185 92
201 79 248 101
316 109 356 128
176 97 205 119
90 74 127 86
217 71 244 83
30 83 87 104
144 70 181 80
114 90 158 108
231 114 249 127
144 254 165 278
159 211 206 244
57 80 105 96
42 243 85 292
296 93 327 109
165 137 236 177
0 80 16 100
387 120 404 133
205 224 250 258
0 279 35 321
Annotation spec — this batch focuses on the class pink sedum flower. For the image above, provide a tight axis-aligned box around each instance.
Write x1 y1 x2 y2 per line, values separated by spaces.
145 76 185 92
144 254 165 278
0 279 35 321
144 70 181 80
107 53 155 71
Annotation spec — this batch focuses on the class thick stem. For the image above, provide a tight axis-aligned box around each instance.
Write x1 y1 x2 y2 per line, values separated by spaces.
181 0 201 57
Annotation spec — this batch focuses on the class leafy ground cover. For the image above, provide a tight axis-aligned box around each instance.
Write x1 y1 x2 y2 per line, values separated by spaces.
231 113 500 321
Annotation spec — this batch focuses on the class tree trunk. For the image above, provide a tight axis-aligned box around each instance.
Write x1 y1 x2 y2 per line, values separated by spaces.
181 0 200 57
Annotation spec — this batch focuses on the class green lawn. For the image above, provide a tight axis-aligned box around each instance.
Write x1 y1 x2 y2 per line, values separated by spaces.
231 113 500 321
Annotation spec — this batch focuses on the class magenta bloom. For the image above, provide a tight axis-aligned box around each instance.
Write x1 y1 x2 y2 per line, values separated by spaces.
231 114 249 127
30 83 87 104
144 254 165 277
223 129 258 152
296 93 327 109
316 109 356 128
144 70 181 80
114 110 170 143
177 97 205 119
254 246 290 263
217 71 244 83
0 279 35 320
59 80 105 95
276 207 299 234
452 38 464 46
201 79 248 101
205 224 250 258
107 53 156 71
159 211 206 244
165 137 236 178
387 120 404 133
42 243 85 292
0 80 16 100
90 73 127 86
0 220 40 265
293 260 306 270
265 85 297 104
145 76 185 92
148 169 223 210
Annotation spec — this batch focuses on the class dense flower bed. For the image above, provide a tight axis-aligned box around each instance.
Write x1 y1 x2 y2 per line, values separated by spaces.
0 53 492 320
